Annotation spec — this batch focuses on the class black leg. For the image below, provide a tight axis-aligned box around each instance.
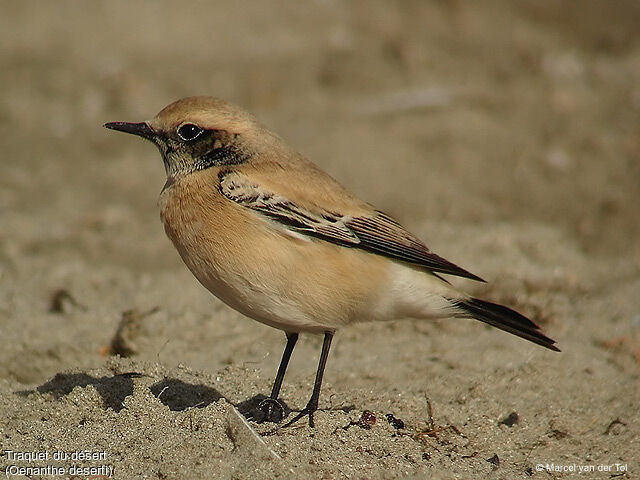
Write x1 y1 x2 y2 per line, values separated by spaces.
285 331 334 427
258 332 298 422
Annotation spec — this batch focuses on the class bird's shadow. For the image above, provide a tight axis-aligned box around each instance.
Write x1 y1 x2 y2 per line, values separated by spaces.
17 371 355 422
16 371 280 420
17 372 140 412
17 372 224 413
149 378 223 411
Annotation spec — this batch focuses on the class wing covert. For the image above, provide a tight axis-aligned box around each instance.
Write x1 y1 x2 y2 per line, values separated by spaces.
219 170 484 282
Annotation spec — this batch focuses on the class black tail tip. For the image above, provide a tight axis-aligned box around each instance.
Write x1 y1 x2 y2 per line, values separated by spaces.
455 298 560 352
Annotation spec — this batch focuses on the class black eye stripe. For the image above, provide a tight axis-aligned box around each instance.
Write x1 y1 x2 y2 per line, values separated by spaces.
177 123 203 141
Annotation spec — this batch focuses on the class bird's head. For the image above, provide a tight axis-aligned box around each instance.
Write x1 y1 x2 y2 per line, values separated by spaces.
105 96 274 177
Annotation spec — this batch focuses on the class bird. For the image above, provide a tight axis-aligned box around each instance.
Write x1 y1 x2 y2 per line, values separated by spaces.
105 96 559 427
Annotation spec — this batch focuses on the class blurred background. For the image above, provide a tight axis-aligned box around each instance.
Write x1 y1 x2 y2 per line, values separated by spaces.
1 0 639 394
1 2 639 476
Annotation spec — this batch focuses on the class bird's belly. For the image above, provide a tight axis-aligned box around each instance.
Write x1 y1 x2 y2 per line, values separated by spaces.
192 266 327 333
160 198 391 332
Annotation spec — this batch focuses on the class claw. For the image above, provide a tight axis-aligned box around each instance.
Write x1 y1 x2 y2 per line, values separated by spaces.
283 402 318 428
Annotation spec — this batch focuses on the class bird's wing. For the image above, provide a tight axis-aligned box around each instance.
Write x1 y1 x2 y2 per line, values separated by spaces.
218 169 484 282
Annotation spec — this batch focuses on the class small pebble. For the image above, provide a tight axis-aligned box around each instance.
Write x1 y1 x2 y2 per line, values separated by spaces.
385 413 405 429
356 410 376 429
500 411 519 427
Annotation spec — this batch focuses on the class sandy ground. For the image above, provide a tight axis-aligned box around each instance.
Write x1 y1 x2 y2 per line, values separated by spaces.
1 1 639 479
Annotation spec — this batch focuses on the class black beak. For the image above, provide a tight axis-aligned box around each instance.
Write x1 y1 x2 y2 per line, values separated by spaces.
104 121 157 140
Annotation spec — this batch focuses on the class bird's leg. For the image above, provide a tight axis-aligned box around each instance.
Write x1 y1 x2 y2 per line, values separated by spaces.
258 332 298 423
285 331 334 428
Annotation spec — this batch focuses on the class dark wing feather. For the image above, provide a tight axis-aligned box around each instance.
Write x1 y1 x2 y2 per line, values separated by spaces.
346 213 485 281
219 171 484 282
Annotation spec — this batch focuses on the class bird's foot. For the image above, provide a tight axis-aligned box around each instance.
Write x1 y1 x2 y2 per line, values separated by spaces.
257 398 285 423
283 401 318 428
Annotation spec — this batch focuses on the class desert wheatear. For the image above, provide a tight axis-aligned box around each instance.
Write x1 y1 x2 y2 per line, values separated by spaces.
105 97 558 426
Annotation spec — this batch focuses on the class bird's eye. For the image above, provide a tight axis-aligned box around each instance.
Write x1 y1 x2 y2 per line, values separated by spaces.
177 123 203 141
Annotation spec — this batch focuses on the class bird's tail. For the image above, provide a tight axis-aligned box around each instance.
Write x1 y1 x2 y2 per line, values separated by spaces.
452 298 560 352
